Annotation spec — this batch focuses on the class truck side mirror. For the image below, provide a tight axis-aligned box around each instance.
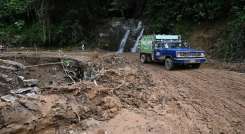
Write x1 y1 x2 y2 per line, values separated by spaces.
183 42 190 48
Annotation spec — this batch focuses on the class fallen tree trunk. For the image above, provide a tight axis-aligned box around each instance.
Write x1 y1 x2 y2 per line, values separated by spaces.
0 59 25 70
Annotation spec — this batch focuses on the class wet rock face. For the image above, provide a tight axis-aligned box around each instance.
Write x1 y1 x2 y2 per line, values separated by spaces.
0 59 25 95
98 19 143 51
0 54 100 90
0 58 43 97
0 56 90 94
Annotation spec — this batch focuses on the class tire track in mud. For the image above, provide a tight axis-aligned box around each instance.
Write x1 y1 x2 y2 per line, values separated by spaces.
142 63 245 134
172 70 244 133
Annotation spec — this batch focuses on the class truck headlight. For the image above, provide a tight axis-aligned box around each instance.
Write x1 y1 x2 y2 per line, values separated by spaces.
201 53 205 57
176 52 181 57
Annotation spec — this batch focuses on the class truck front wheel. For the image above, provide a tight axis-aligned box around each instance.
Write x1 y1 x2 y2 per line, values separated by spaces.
165 58 174 70
140 54 147 63
192 64 201 69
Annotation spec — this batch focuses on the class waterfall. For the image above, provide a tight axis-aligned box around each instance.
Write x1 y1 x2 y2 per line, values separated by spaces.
117 30 130 54
131 28 144 53
135 21 142 32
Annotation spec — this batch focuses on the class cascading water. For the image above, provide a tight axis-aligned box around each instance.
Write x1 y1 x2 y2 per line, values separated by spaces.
131 28 144 53
135 21 142 33
117 30 130 54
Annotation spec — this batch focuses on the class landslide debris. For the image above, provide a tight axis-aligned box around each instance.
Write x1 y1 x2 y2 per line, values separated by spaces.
0 54 158 134
0 59 25 96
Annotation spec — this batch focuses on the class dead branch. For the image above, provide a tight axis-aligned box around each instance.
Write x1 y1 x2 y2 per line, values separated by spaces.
0 59 25 69
25 62 62 68
58 50 76 84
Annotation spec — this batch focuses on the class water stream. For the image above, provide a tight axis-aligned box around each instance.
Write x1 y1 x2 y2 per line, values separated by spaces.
135 21 142 33
117 30 130 54
131 28 144 53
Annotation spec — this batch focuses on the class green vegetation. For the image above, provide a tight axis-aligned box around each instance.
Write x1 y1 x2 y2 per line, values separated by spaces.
0 0 244 61
218 9 245 61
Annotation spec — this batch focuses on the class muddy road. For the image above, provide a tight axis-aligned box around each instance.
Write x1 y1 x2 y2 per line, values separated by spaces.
142 63 245 134
0 51 245 134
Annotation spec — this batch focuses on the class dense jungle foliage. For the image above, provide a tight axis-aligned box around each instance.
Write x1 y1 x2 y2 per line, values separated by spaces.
0 0 244 60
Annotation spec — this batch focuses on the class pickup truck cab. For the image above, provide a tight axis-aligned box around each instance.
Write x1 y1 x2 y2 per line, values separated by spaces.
139 35 206 70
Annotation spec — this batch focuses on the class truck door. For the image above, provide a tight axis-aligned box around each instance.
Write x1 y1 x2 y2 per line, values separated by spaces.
155 42 169 61
153 42 162 60
152 42 157 60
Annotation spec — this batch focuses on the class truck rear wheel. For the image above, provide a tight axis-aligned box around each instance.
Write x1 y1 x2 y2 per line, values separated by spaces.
146 55 152 63
165 58 174 70
140 54 147 63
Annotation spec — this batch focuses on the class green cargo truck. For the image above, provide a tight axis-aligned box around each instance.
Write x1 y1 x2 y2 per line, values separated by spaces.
139 35 207 70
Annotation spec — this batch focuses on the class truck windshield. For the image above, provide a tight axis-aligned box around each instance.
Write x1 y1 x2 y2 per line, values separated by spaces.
155 42 186 49
166 42 186 48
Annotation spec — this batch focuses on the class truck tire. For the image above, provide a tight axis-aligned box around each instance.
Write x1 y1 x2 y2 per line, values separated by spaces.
147 55 152 63
192 64 201 69
165 58 174 70
140 54 147 63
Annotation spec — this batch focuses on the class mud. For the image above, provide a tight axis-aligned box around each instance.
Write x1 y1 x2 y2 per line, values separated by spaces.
0 51 245 134
0 52 157 134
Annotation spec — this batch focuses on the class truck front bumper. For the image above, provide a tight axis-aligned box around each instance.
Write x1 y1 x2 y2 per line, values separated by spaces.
173 58 206 64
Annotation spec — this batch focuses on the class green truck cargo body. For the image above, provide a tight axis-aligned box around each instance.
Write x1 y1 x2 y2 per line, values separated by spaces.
139 35 154 54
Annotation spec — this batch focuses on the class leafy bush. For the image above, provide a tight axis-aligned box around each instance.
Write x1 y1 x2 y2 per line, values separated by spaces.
0 22 43 47
217 11 245 61
0 0 32 18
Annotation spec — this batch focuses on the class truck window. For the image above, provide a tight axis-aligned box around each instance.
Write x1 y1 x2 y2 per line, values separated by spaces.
154 41 185 49
167 42 185 48
154 42 169 49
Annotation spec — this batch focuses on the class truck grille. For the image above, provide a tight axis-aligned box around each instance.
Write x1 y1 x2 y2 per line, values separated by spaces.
178 52 202 57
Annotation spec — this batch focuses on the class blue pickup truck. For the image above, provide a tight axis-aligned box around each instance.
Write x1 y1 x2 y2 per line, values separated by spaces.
139 35 206 70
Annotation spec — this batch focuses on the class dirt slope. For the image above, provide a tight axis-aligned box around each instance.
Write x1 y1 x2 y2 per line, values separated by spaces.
143 64 245 133
87 53 245 134
0 51 245 134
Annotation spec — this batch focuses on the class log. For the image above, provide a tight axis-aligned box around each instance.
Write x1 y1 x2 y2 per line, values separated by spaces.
25 62 63 68
0 59 25 70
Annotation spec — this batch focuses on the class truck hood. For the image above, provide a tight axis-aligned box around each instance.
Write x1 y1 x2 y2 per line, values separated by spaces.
163 48 205 52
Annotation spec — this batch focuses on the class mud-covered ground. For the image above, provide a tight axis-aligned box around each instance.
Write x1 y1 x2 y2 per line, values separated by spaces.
0 51 245 134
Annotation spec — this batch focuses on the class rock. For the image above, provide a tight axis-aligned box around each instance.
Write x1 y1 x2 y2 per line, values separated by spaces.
0 82 11 95
0 74 13 82
1 95 17 103
97 19 144 51
17 76 25 81
0 59 25 70
10 87 39 95
0 59 25 95
18 98 40 112
23 79 39 87
0 65 16 71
